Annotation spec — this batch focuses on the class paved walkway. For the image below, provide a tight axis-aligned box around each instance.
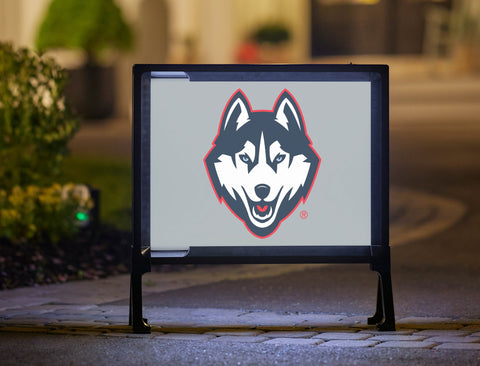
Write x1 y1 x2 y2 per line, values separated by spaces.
1 299 480 351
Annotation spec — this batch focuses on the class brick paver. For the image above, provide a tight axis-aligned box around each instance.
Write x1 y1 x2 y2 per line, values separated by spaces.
413 329 472 336
264 338 323 346
314 332 372 340
368 335 428 342
397 317 460 330
428 336 480 343
320 340 379 348
156 333 216 341
463 326 480 332
375 341 437 349
358 329 416 335
262 331 317 338
125 333 156 339
205 329 264 337
2 304 480 350
213 336 268 343
435 343 480 350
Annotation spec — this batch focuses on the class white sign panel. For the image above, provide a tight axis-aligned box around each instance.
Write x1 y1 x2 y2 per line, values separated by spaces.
150 79 371 250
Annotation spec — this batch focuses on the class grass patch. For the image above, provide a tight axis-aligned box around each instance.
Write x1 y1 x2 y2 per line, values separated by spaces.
60 156 131 230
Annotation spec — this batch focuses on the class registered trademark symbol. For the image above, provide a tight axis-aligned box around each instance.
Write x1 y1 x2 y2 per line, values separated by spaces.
300 210 308 219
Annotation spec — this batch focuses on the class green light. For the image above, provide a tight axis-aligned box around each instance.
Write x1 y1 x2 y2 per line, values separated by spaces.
76 212 89 221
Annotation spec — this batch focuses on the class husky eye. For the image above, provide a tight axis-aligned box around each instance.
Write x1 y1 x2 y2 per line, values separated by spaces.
274 154 286 163
240 154 251 164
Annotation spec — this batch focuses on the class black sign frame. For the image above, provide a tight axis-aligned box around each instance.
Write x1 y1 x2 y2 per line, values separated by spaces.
130 64 394 333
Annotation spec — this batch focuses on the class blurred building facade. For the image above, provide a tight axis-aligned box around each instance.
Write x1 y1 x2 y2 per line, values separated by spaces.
0 0 479 118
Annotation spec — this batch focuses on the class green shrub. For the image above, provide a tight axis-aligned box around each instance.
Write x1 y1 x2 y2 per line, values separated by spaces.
0 183 93 244
252 23 291 44
36 0 133 64
0 43 84 244
0 42 79 189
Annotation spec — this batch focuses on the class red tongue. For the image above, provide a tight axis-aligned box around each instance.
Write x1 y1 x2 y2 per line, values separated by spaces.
257 205 268 213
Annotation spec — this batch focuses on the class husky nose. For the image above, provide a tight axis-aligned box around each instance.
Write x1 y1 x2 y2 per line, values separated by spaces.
255 184 270 200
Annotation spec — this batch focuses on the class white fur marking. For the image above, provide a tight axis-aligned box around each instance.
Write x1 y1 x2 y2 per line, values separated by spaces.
274 98 301 131
213 137 311 229
259 133 266 164
225 97 250 131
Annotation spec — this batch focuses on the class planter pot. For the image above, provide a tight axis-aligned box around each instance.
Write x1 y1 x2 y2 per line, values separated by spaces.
258 43 292 63
65 64 115 119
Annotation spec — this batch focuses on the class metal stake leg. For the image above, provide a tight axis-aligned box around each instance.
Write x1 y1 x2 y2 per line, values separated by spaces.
376 268 395 331
129 245 151 333
369 245 396 331
130 270 151 333
368 277 384 325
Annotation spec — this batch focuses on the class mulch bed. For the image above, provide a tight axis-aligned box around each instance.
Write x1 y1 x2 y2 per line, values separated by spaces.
0 226 197 290
0 226 132 290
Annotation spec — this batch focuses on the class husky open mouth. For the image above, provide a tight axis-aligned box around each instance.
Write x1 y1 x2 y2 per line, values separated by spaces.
243 187 283 224
205 89 321 238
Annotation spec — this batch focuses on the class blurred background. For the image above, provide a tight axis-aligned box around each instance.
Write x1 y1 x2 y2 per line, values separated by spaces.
1 0 480 327
2 0 479 238
1 0 479 120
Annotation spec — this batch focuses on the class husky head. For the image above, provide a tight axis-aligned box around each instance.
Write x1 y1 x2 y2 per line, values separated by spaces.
204 89 321 238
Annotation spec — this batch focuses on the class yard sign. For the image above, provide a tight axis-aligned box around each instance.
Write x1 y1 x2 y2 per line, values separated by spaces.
130 64 394 333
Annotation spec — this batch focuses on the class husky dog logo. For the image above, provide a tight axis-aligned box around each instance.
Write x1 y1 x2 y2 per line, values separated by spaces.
204 89 321 238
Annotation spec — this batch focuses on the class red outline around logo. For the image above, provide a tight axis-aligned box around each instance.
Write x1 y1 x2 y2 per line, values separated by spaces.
204 89 321 239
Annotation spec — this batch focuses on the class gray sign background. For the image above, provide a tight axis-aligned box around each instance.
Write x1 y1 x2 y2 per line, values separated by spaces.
150 79 371 250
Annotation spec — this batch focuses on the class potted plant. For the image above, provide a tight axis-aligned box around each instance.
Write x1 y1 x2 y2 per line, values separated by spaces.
251 22 292 63
36 0 133 119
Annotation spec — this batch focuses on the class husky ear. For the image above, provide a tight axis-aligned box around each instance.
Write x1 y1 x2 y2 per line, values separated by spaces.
220 90 252 133
273 90 303 133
